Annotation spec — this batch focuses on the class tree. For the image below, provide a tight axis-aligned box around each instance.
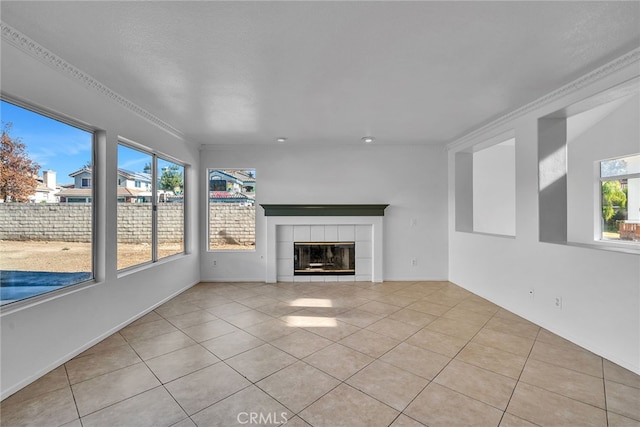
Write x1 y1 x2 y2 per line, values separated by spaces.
602 180 627 225
159 165 183 193
0 123 40 202
143 162 151 174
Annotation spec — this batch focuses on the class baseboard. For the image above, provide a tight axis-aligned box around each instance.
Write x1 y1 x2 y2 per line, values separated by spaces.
1 279 199 401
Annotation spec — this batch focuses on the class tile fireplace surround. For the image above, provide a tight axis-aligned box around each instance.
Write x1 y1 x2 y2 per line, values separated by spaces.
261 205 388 283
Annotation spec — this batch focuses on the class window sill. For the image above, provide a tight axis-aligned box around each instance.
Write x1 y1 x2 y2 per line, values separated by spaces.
566 240 640 255
0 278 99 316
454 230 516 239
117 252 187 278
207 248 257 253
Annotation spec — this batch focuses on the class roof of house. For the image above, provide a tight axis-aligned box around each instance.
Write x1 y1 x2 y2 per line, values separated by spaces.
69 168 91 178
57 188 91 198
209 170 255 185
34 183 56 193
230 170 256 184
118 169 152 182
209 191 255 201
68 168 151 183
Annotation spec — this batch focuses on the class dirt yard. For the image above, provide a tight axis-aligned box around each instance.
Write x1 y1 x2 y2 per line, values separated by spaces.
0 240 184 272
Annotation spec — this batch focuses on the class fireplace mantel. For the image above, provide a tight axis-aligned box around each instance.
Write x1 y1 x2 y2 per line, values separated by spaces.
260 204 388 217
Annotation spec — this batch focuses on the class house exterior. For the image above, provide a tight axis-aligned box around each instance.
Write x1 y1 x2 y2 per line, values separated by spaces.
58 168 153 203
28 170 60 203
116 169 152 192
208 169 255 205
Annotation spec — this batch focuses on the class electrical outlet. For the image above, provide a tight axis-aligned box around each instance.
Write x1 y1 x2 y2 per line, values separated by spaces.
554 296 562 310
411 258 418 267
212 260 218 268
410 218 417 227
528 288 535 299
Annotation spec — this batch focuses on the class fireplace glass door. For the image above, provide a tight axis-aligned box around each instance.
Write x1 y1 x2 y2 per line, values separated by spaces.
294 242 355 275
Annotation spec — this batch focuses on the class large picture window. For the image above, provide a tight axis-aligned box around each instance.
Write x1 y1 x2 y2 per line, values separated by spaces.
118 142 185 270
0 100 94 305
208 169 255 251
600 154 640 242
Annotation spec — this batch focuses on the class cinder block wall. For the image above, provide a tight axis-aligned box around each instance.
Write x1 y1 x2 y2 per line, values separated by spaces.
0 203 255 245
0 203 185 243
208 203 256 247
0 203 93 242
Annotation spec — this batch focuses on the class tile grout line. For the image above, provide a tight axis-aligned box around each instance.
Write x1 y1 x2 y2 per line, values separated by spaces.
388 294 506 424
603 357 610 427
11 281 638 427
208 286 414 425
497 322 542 426
63 363 83 426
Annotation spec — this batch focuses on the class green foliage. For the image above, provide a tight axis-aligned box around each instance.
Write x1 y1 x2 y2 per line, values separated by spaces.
159 165 183 193
601 180 627 224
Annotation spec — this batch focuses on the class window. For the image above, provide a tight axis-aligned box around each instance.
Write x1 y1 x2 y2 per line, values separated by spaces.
208 169 255 251
0 99 93 306
117 142 186 270
81 178 91 188
157 158 185 259
599 154 640 242
117 144 152 269
210 177 226 192
541 82 638 248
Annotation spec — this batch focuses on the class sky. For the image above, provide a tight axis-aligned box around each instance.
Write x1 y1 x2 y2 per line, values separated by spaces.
1 100 162 185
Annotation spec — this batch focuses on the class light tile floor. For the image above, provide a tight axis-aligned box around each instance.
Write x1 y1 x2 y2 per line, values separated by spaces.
2 281 639 426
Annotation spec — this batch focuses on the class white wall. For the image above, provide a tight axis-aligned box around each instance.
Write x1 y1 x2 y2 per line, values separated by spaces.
472 139 516 236
1 37 200 398
448 59 640 374
200 144 448 282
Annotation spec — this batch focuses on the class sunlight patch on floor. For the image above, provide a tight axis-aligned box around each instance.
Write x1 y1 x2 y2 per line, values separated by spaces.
284 315 337 328
289 298 333 308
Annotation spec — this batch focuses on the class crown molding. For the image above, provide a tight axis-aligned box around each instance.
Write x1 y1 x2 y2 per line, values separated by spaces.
1 22 185 141
447 47 640 151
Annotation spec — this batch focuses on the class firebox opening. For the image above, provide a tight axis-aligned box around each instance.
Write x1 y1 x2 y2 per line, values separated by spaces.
294 242 355 275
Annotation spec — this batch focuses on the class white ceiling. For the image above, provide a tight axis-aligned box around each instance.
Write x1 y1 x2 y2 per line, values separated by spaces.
1 1 639 147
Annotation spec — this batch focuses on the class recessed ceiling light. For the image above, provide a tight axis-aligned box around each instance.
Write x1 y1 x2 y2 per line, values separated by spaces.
362 136 375 143
276 137 287 143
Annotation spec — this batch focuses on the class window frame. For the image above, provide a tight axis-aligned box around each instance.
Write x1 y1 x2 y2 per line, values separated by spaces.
597 154 640 245
0 95 97 310
117 138 187 272
207 168 256 252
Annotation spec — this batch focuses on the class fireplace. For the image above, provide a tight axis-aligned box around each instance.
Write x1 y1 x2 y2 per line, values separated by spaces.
294 242 355 275
261 204 388 282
